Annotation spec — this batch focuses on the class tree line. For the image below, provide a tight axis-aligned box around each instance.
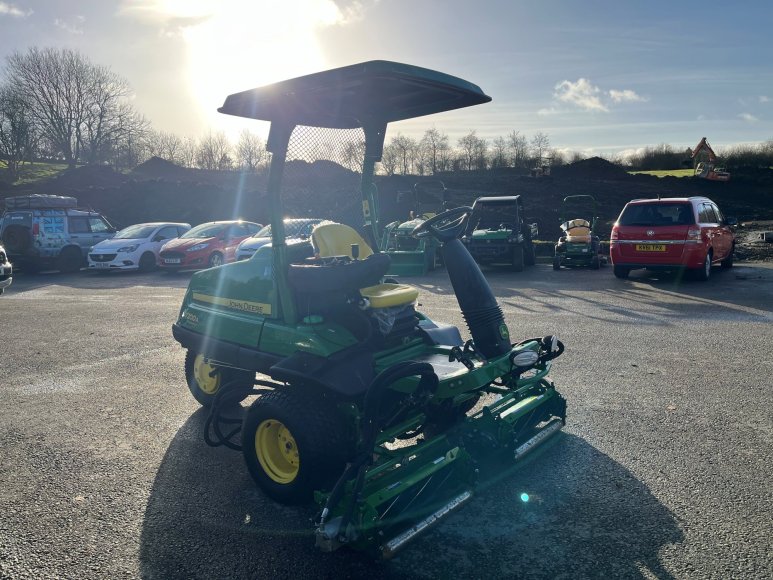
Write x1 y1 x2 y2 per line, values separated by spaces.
1 47 772 182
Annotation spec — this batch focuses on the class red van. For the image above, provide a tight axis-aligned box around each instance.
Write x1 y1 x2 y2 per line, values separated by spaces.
610 197 736 281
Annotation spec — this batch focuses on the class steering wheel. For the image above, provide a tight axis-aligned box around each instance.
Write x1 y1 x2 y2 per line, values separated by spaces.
411 206 472 242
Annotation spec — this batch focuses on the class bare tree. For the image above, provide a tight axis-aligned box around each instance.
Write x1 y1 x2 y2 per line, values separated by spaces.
490 136 508 168
0 85 37 181
420 127 450 175
196 131 232 170
379 142 399 176
508 130 528 168
458 130 484 171
4 47 145 168
178 136 197 168
236 129 268 171
530 132 551 165
390 134 417 175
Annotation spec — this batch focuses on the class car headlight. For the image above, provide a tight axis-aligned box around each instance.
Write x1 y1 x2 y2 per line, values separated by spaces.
117 244 139 253
187 243 209 252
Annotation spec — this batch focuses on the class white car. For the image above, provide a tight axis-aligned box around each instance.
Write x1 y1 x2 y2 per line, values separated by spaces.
235 218 322 261
88 222 191 272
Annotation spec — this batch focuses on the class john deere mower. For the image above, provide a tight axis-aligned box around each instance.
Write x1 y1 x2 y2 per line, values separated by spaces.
172 61 567 558
553 195 602 270
381 180 447 276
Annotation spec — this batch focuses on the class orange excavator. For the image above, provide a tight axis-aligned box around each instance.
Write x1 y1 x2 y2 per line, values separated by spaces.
691 137 730 181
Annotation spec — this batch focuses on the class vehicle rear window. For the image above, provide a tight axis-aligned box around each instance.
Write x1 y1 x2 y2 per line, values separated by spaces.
618 203 694 226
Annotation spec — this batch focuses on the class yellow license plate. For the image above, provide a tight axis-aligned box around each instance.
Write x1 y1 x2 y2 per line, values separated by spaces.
635 244 666 252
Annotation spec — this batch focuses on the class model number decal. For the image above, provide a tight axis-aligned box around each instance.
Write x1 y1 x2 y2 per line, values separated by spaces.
192 292 272 315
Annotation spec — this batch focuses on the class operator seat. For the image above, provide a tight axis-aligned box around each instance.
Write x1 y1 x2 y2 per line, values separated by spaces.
563 219 592 242
309 222 418 309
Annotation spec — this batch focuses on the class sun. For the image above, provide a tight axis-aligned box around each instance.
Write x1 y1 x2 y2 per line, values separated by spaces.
180 0 344 134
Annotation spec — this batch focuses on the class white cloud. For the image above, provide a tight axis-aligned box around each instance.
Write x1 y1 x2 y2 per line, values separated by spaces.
55 15 85 35
0 1 31 17
739 113 758 122
609 89 647 103
554 78 608 112
760 96 770 103
537 107 560 116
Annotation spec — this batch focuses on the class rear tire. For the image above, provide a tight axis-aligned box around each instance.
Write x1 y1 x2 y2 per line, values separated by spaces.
138 251 156 272
693 251 712 281
553 256 561 270
613 266 630 279
591 255 600 270
57 246 83 273
241 388 352 504
524 240 536 266
511 246 525 272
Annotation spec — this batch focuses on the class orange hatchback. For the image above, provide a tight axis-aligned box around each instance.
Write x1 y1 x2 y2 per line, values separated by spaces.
610 196 736 281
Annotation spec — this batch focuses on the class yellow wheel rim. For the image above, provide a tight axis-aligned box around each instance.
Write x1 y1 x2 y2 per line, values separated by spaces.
193 354 220 395
255 419 300 484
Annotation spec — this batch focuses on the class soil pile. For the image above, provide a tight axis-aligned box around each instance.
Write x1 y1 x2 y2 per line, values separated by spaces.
552 157 630 180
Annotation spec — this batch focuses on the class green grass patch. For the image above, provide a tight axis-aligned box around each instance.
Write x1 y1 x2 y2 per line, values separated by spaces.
628 168 695 178
0 160 69 185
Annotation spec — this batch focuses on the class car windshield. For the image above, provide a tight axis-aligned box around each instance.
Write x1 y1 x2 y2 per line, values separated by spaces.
619 203 693 226
181 223 227 238
252 220 318 239
470 204 520 230
114 224 158 239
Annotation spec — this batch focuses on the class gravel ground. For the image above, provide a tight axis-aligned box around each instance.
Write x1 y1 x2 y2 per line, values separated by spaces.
1 263 771 579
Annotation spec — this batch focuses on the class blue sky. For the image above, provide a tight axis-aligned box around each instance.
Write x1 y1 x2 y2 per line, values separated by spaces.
0 0 771 159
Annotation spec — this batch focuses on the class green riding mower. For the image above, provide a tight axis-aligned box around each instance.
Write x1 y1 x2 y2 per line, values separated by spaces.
172 61 567 558
381 180 447 276
553 194 603 270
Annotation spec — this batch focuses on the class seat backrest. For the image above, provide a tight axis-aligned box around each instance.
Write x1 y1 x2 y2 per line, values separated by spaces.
311 222 374 259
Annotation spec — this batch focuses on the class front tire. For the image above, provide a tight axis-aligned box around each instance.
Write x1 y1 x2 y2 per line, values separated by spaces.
241 388 352 504
208 252 224 268
138 251 156 272
511 246 525 272
57 247 83 273
184 350 252 407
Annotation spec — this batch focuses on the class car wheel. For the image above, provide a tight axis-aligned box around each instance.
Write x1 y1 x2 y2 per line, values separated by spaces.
693 251 712 281
184 350 252 407
57 247 83 273
720 246 734 269
524 240 536 266
613 266 630 279
138 252 157 272
208 252 224 268
511 246 525 272
241 388 352 504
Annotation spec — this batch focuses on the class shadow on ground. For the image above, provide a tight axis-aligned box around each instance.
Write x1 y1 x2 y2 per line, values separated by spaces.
139 412 683 579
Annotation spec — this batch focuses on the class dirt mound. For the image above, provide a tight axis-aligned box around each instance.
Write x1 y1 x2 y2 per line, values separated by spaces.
39 165 129 192
553 157 631 180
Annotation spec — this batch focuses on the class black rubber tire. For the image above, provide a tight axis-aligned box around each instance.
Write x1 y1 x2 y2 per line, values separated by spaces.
511 246 525 272
553 256 561 270
138 251 156 272
692 251 712 281
2 225 32 252
613 266 630 279
57 246 83 273
591 255 601 270
524 240 536 266
184 350 253 407
720 246 734 269
241 388 352 504
208 252 224 268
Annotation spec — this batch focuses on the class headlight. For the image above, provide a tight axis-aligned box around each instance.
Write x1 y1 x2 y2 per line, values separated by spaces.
511 350 540 368
187 243 209 252
117 244 139 253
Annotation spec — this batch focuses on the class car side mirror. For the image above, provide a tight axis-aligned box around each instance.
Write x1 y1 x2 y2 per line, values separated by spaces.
725 217 738 226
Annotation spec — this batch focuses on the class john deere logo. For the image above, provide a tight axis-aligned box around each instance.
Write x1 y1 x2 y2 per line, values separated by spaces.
499 324 510 340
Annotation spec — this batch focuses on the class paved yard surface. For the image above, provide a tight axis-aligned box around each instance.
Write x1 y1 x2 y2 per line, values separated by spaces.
1 263 772 579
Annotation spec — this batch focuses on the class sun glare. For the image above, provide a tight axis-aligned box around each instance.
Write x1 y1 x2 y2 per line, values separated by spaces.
179 0 344 134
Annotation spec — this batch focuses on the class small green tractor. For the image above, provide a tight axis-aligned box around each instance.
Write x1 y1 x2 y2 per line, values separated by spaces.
381 180 447 276
461 195 538 271
172 61 567 558
553 194 603 270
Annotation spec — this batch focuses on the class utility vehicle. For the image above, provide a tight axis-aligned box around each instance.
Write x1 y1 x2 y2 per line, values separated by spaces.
381 180 447 276
553 195 602 270
172 61 567 557
461 195 537 271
